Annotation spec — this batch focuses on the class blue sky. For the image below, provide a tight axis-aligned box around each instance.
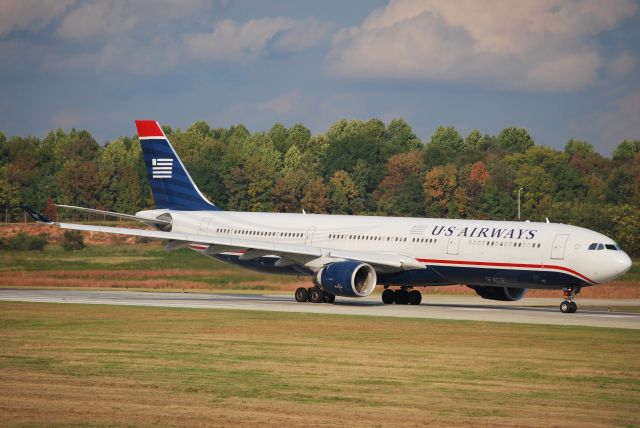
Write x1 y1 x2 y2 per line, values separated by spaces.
1 0 639 155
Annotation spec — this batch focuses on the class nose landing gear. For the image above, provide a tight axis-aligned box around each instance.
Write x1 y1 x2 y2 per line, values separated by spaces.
560 287 580 313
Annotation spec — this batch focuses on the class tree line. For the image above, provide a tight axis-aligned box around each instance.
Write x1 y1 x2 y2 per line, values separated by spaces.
1 119 639 255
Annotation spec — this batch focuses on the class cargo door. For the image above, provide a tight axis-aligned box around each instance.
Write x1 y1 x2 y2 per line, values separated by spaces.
551 234 569 260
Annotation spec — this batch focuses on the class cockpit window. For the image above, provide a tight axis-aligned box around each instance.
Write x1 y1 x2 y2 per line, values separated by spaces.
589 242 619 251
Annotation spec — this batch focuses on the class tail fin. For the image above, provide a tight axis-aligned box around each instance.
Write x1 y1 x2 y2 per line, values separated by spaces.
135 120 220 211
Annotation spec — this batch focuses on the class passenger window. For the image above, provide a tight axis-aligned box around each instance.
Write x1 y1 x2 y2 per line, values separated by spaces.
588 243 597 250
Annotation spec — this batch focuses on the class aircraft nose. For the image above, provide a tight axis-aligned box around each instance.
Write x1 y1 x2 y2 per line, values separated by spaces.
617 252 632 276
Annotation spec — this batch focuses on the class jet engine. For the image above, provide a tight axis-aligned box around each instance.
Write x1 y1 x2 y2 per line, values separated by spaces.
468 285 527 301
315 261 377 297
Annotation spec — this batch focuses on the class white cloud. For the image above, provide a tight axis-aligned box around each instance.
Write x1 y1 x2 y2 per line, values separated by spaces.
607 51 637 78
56 1 137 40
0 0 74 37
185 17 296 62
326 0 638 91
274 20 332 52
259 90 301 114
56 0 212 40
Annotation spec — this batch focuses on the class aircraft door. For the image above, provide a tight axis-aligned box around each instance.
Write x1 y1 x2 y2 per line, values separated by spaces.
198 218 211 235
447 235 461 255
551 234 569 259
305 226 316 246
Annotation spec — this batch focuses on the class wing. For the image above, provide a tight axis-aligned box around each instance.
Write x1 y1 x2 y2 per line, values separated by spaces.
24 206 424 272
57 222 425 272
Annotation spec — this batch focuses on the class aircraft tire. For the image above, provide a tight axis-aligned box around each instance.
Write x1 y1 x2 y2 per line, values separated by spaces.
395 289 410 305
295 287 308 303
569 301 578 313
560 301 571 313
409 290 422 305
310 288 325 303
381 289 395 304
325 294 336 304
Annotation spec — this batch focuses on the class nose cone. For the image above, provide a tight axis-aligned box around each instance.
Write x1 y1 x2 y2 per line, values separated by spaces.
617 252 633 277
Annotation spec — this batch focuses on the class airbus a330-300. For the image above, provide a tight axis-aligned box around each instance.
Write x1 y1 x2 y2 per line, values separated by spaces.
25 120 632 313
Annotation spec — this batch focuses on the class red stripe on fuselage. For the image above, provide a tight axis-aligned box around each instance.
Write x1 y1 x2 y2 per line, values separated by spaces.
415 258 595 284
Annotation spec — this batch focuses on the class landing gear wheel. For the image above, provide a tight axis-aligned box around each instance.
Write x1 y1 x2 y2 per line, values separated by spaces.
295 287 308 303
409 290 422 305
560 287 580 313
395 289 410 305
324 293 335 304
310 288 325 303
569 301 578 313
381 289 395 304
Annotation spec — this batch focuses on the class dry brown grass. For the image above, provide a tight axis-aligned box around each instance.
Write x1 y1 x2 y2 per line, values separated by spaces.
1 302 639 427
2 269 639 299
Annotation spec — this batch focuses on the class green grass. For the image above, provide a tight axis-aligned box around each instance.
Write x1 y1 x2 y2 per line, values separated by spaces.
0 302 639 426
0 244 219 271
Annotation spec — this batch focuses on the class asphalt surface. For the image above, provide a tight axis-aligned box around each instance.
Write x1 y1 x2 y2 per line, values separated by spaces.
0 288 639 329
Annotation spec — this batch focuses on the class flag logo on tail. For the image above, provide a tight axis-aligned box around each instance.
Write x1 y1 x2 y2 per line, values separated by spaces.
152 158 173 179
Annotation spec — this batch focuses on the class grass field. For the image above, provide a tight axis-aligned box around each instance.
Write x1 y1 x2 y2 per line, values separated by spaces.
1 243 639 298
0 302 639 427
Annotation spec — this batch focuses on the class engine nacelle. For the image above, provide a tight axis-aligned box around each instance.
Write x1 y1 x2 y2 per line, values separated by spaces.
469 286 527 301
316 261 377 297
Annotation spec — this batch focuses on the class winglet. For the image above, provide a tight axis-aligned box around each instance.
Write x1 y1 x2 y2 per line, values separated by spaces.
22 206 54 224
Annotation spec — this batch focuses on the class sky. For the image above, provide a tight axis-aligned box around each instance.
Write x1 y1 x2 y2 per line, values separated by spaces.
1 0 639 155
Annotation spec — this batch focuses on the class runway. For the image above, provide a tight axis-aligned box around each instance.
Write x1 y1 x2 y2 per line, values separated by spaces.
1 288 639 329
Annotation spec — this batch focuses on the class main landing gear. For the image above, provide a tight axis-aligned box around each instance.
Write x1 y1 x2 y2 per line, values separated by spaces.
560 287 580 313
295 287 335 304
381 287 422 305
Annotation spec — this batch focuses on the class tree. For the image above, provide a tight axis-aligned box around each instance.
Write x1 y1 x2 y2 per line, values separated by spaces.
612 140 640 161
496 127 534 152
423 164 460 217
56 160 103 209
301 178 331 214
564 139 593 157
386 118 421 155
424 126 467 170
272 170 310 212
286 123 311 150
329 171 359 214
375 151 423 215
269 123 289 153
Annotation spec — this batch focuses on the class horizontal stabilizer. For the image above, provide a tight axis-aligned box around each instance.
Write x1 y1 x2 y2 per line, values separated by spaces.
55 204 171 226
22 206 53 224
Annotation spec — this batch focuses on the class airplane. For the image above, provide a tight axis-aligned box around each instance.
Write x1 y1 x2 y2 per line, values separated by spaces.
24 120 633 313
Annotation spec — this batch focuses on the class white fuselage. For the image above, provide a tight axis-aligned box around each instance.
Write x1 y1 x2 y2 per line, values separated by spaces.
138 209 632 289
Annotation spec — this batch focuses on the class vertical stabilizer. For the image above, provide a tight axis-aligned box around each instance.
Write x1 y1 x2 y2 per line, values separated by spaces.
135 120 220 211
